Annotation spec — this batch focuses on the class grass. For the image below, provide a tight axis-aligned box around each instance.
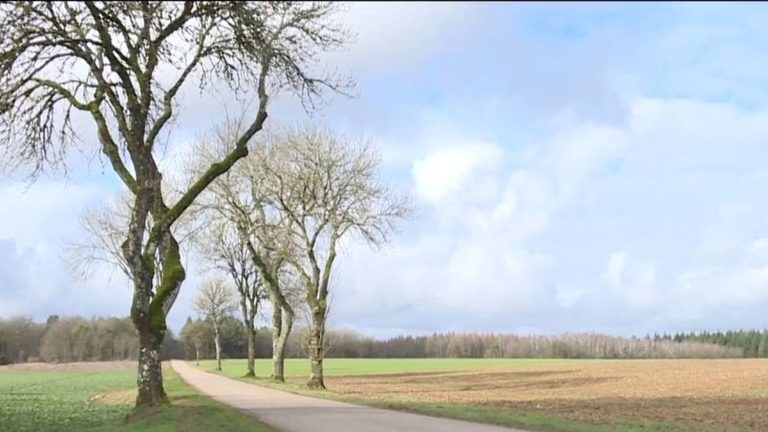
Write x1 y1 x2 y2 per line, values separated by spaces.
109 367 273 432
197 357 761 432
0 362 272 432
200 357 568 376
0 365 134 432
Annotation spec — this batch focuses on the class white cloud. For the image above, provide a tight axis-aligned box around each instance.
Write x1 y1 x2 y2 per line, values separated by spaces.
412 143 503 203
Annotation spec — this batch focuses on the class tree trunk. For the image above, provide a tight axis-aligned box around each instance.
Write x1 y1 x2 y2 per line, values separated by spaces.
306 305 326 389
130 267 170 409
272 305 294 381
125 172 185 411
214 325 222 371
271 305 283 380
241 298 256 378
134 320 168 408
245 324 256 377
195 345 200 366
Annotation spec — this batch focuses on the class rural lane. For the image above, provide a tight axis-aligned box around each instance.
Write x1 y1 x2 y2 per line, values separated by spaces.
170 360 528 432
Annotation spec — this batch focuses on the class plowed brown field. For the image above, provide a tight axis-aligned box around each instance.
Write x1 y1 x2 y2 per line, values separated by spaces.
323 359 768 430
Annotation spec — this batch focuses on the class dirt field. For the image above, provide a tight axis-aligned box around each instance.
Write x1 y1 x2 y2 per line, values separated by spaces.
318 359 768 431
0 360 135 372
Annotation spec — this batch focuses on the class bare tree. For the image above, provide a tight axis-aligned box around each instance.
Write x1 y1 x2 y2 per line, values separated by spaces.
179 318 214 366
0 2 350 407
193 276 236 371
0 317 44 364
234 180 304 382
258 126 410 388
68 194 133 281
189 125 302 381
193 216 266 377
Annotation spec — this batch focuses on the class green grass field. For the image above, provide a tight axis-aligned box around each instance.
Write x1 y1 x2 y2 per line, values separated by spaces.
199 357 567 377
197 357 761 432
0 362 272 432
0 365 134 432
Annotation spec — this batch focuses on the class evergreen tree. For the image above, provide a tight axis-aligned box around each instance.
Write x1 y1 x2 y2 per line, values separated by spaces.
758 332 768 358
748 331 761 357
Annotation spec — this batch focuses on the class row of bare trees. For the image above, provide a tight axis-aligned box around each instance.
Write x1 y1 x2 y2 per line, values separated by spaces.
67 123 408 390
187 125 409 388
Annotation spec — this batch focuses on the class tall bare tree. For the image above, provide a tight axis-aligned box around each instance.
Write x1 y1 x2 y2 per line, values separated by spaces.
0 2 349 407
189 125 302 381
193 216 266 377
193 276 236 371
258 126 410 388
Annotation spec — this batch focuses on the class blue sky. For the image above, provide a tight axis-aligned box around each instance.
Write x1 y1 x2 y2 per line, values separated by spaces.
3 3 768 338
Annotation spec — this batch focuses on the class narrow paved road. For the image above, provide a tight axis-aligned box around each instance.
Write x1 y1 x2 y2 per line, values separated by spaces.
170 360 528 432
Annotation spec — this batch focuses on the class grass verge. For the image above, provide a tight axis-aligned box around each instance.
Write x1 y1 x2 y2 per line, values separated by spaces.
102 366 273 432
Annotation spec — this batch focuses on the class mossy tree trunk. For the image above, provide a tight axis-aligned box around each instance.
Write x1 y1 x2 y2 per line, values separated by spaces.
306 302 327 389
127 192 186 409
129 226 185 409
136 325 166 407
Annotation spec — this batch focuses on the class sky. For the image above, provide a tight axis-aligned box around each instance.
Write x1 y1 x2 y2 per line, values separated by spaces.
3 2 768 338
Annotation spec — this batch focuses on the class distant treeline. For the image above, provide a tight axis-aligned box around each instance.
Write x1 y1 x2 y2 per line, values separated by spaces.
654 330 768 358
180 320 744 360
0 314 756 364
0 315 183 364
320 330 743 359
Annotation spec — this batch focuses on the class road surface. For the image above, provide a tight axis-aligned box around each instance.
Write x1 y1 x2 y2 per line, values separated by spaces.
170 360 528 432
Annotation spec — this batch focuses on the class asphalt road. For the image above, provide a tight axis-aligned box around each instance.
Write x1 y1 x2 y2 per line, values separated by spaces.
170 360 528 432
